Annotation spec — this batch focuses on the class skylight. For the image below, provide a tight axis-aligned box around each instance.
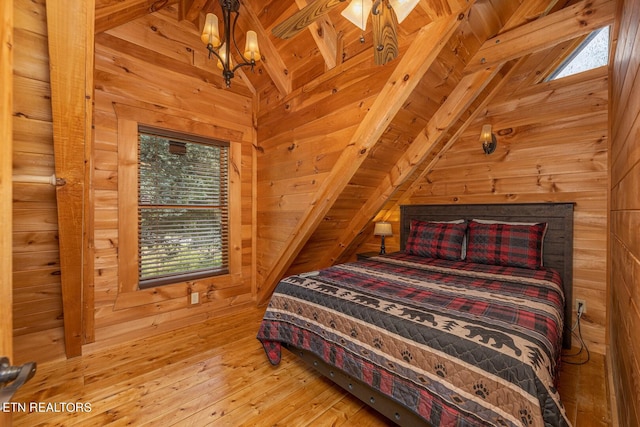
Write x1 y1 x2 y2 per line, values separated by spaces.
547 26 610 81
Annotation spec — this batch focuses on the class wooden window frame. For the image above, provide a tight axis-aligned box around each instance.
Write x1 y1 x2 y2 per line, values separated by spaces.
114 104 242 309
545 26 610 82
137 126 230 288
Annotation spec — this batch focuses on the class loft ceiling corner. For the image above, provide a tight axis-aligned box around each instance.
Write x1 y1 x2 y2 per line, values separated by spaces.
497 0 561 34
317 0 567 264
464 0 615 75
257 7 470 305
418 0 467 20
319 64 510 265
179 0 208 23
295 0 339 69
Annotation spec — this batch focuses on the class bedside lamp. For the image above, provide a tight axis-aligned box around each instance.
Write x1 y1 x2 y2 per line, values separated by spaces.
374 222 393 255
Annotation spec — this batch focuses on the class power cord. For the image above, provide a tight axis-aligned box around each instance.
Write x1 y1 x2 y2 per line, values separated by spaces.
561 304 590 365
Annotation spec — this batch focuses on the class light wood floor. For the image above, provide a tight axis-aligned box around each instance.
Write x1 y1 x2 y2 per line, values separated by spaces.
12 306 611 426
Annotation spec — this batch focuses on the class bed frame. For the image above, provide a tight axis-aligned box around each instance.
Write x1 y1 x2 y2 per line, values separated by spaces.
284 202 575 426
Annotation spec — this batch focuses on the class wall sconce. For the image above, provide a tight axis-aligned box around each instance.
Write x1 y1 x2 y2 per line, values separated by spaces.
480 124 497 155
374 221 393 255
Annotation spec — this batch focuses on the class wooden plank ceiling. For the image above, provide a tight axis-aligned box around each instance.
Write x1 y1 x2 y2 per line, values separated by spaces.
91 0 613 306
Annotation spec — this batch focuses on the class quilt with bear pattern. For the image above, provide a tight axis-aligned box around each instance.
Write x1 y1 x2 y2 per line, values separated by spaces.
257 252 570 427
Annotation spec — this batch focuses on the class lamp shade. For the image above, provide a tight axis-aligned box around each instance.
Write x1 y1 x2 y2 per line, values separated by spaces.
243 30 261 62
201 13 221 47
479 124 492 142
389 0 420 23
341 0 372 31
374 221 393 236
480 124 497 154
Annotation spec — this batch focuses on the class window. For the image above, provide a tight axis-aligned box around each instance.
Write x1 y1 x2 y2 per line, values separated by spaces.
547 26 610 81
137 126 229 288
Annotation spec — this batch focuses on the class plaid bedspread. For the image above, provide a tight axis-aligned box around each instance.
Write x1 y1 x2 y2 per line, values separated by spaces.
257 252 570 427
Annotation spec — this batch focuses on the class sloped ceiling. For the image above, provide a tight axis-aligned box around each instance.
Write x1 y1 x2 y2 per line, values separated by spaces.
94 0 584 96
94 0 615 303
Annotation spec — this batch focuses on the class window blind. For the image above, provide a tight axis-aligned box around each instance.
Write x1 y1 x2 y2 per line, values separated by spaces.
137 126 229 288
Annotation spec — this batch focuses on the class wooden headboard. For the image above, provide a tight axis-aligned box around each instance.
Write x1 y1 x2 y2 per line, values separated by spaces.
400 203 574 348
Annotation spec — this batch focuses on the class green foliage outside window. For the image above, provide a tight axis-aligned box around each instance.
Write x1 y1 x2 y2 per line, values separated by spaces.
138 132 229 287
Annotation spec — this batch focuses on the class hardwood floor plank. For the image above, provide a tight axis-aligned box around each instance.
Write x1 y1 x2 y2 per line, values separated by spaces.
82 309 263 383
273 379 353 426
174 357 317 425
12 306 610 426
207 369 322 426
80 343 269 425
125 350 289 425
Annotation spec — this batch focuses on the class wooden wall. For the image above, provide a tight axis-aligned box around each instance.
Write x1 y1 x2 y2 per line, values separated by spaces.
11 2 258 363
254 5 610 354
1 2 14 404
89 6 256 350
255 58 393 291
253 1 520 298
8 0 617 371
12 0 66 363
609 0 640 424
368 64 610 354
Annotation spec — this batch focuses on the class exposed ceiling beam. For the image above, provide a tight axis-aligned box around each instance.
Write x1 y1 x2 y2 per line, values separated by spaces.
179 0 208 22
322 0 563 264
388 62 522 211
380 0 575 215
97 0 289 101
95 0 177 33
295 0 339 69
418 0 468 20
319 65 509 266
257 7 470 305
465 0 615 75
498 0 561 33
239 1 292 95
390 1 612 207
47 0 96 358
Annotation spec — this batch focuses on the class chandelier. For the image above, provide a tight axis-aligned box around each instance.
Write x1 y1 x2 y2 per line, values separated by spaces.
201 0 261 87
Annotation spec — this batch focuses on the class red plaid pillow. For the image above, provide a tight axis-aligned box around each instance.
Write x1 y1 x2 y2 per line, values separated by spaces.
405 219 467 261
466 220 547 269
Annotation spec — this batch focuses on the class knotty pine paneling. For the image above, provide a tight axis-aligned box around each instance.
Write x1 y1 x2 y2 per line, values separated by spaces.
90 6 256 350
12 0 64 364
13 28 49 82
255 59 392 288
11 0 258 364
391 68 610 355
610 0 640 425
268 1 538 283
254 8 481 285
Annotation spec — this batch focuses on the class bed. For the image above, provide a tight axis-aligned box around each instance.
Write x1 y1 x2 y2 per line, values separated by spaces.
257 203 574 426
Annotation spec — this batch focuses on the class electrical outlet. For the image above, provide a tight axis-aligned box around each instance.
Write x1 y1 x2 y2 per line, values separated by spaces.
575 298 586 314
190 291 199 305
